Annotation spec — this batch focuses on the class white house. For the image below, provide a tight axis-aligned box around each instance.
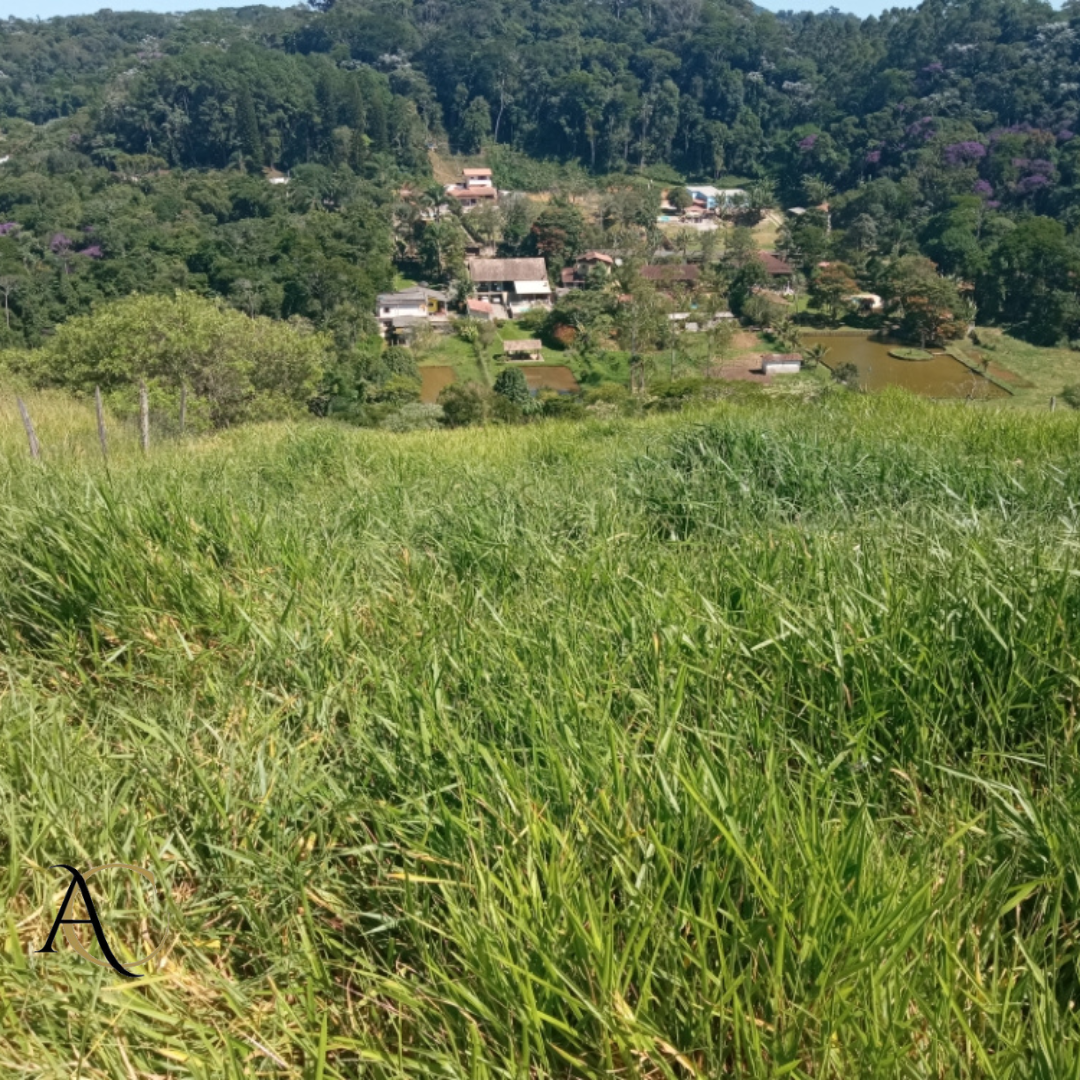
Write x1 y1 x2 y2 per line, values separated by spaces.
686 185 747 211
376 286 449 338
446 168 498 211
466 257 552 317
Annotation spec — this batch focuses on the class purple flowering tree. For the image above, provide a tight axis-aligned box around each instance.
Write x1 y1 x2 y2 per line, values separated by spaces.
905 117 936 142
49 233 74 274
1016 174 1051 195
943 141 986 167
798 134 819 152
972 179 993 197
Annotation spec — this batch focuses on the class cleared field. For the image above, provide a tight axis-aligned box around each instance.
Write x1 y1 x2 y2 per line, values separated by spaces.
3 390 1080 1077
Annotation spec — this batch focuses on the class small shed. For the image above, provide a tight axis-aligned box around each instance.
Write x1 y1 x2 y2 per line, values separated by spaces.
760 353 802 376
502 339 543 362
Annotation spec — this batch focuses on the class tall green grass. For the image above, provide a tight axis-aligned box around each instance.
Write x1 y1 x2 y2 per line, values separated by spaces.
3 390 1080 1077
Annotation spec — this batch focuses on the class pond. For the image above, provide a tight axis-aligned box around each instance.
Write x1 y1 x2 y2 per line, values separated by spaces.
801 335 1008 400
524 366 580 394
419 366 455 403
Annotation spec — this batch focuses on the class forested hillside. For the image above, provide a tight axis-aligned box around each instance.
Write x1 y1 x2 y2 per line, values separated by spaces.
1 0 1079 349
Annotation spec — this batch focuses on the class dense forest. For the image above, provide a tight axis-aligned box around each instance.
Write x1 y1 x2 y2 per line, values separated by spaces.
1 0 1079 353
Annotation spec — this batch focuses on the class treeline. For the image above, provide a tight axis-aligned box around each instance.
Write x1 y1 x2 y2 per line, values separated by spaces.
1 0 1080 347
4 0 1079 189
0 163 395 350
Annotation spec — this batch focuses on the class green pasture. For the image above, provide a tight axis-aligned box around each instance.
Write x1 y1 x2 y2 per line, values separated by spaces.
3 389 1080 1076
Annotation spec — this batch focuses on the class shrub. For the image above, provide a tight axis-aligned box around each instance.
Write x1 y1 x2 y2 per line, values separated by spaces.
539 392 585 420
832 362 860 388
381 403 445 431
514 309 548 334
383 346 420 380
376 374 423 405
583 383 632 406
742 294 788 329
490 394 526 424
438 382 490 427
1061 384 1080 410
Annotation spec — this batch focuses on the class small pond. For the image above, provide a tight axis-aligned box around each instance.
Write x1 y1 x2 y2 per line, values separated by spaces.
802 335 1008 400
419 366 455 403
524 366 580 394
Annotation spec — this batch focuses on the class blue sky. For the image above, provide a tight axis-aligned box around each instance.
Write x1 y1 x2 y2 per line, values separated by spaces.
3 0 913 20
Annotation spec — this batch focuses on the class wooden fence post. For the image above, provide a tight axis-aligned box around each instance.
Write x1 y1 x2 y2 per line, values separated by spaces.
16 395 40 460
139 381 150 453
94 386 108 464
1051 396 1057 412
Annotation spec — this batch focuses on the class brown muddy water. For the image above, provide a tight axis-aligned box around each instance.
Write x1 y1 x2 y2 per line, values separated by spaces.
420 366 455 403
524 366 580 393
803 335 1008 399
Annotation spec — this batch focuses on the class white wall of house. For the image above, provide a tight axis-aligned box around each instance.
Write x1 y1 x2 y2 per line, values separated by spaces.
379 301 428 321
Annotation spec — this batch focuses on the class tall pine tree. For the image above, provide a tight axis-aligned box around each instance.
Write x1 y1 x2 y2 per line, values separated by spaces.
235 84 264 170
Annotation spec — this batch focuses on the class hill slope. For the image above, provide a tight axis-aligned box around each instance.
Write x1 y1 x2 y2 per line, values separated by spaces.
3 397 1080 1075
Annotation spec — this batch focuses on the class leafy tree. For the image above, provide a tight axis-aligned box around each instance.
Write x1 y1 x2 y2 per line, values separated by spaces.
668 187 692 213
981 217 1080 345
881 256 965 347
530 203 586 266
810 262 858 325
493 365 531 407
724 227 757 269
30 291 329 429
744 179 776 224
459 97 492 153
728 256 769 318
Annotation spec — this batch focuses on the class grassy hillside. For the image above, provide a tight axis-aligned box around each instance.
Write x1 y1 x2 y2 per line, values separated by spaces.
4 391 1080 1077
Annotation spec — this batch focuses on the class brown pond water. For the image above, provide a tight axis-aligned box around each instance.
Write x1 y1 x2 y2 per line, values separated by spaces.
524 366 580 393
419 366 455 403
802 335 1008 400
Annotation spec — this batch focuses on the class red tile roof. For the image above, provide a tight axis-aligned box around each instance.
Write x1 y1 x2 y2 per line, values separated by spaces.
759 251 793 275
447 185 497 200
641 264 700 283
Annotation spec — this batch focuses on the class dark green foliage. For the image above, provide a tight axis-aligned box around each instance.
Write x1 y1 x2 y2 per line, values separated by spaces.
0 165 394 350
234 84 264 170
438 381 489 426
539 392 585 420
529 203 587 267
833 362 860 388
493 365 531 407
1061 385 1080 410
2 0 1080 348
